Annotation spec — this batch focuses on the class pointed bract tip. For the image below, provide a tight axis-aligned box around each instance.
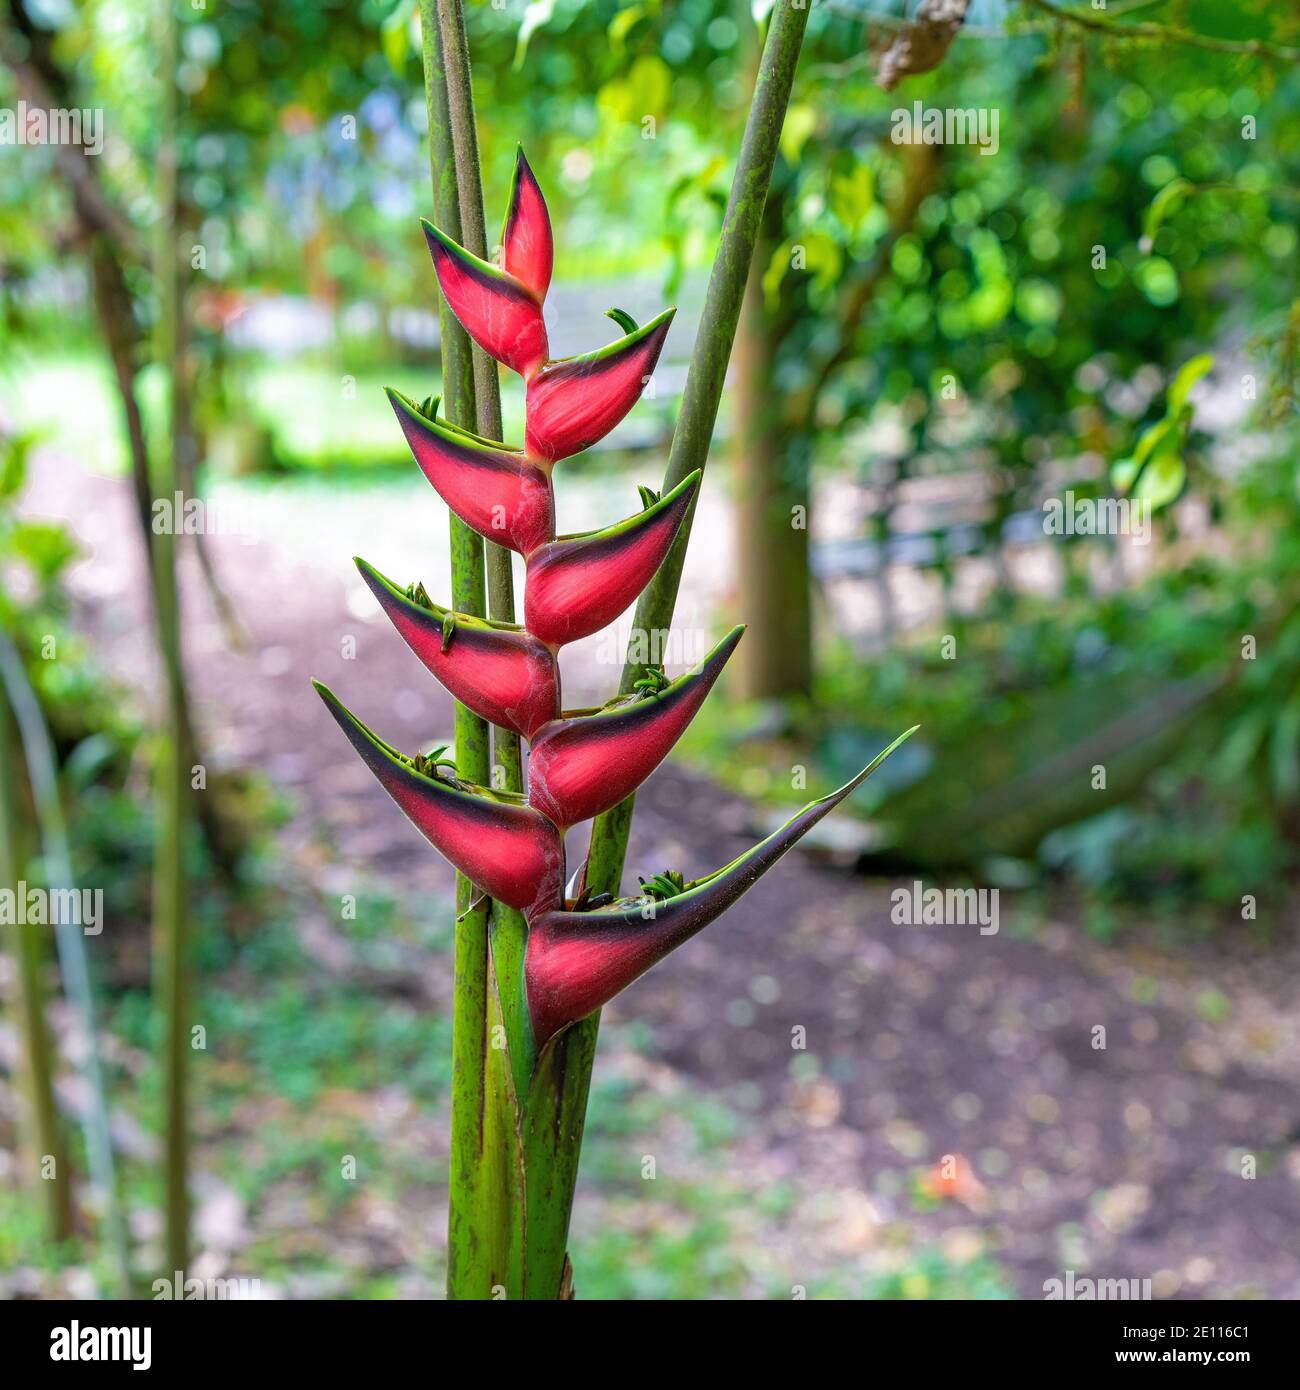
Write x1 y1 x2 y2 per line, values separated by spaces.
423 215 549 377
817 725 920 806
352 554 386 586
523 721 918 1043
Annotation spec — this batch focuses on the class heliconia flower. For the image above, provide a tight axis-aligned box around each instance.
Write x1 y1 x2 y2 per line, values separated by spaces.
524 728 918 1047
526 625 745 828
523 470 700 646
422 219 549 380
386 388 555 556
525 309 675 462
354 558 560 740
500 146 553 303
313 680 565 918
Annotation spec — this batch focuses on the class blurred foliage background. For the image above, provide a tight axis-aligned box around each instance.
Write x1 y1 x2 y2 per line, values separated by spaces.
0 0 1297 1299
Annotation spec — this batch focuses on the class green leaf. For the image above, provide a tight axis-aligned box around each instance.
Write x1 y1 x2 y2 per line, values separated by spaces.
761 238 793 311
779 102 817 165
1167 353 1214 414
514 0 558 70
1132 440 1186 511
801 231 844 297
380 0 415 74
596 54 670 121
1131 414 1178 470
10 521 77 583
608 2 648 54
830 163 874 234
0 429 36 499
1110 456 1138 494
1142 177 1193 248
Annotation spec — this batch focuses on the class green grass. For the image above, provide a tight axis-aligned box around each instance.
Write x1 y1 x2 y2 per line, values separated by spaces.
0 349 533 478
248 362 532 472
0 350 150 475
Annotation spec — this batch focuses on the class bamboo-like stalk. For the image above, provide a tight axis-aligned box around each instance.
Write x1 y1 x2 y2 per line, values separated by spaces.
418 0 811 1298
0 688 74 1242
420 0 506 1300
0 632 131 1293
433 0 533 1098
522 0 814 1298
153 0 191 1280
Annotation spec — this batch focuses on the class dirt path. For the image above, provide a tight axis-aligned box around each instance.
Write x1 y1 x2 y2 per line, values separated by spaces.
27 451 1300 1299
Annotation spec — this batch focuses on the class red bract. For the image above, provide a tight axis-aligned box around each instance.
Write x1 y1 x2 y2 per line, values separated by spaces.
525 310 675 462
355 558 560 740
523 471 699 646
527 626 744 828
524 731 916 1047
422 155 673 462
423 220 549 380
315 150 915 1073
387 388 555 556
501 146 553 302
313 680 565 918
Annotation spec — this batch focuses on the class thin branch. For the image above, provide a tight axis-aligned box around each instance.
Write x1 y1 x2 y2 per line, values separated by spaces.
0 5 148 262
1022 0 1300 63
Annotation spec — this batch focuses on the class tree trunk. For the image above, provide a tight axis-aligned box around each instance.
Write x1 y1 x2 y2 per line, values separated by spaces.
731 233 813 700
4 0 235 874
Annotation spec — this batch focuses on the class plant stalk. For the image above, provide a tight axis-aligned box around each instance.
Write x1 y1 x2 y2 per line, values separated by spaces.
434 0 531 1092
422 0 509 1300
0 632 132 1293
0 688 74 1243
153 0 192 1282
523 0 814 1300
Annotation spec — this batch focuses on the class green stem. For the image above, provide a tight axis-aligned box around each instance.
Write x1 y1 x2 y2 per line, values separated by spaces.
422 0 503 1300
154 0 191 1282
0 632 132 1293
433 0 532 1099
523 0 814 1300
0 690 74 1243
